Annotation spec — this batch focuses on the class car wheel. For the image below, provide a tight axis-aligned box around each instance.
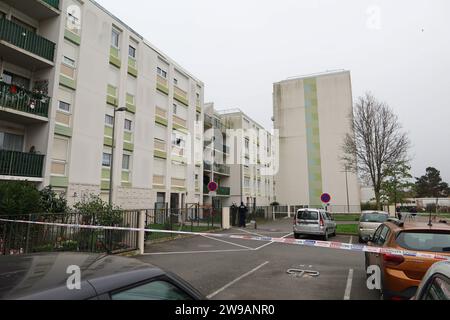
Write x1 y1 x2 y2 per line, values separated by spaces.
294 233 301 239
323 230 329 241
359 237 364 243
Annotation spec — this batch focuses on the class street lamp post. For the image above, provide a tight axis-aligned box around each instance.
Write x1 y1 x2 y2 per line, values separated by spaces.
109 107 127 206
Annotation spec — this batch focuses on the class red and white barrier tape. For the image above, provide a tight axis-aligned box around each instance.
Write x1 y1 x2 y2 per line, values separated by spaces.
0 218 449 261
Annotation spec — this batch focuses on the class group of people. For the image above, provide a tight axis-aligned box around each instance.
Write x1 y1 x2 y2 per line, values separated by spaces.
230 202 248 228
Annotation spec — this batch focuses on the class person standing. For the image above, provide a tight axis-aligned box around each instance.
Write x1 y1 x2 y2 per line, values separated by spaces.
230 203 238 227
238 202 248 228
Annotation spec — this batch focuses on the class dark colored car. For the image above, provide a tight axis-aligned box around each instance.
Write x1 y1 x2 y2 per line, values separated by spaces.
0 252 204 300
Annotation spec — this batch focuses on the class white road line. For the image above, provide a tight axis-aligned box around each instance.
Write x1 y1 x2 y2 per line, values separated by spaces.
201 234 253 250
344 268 354 300
141 248 251 255
349 236 353 244
207 261 270 299
232 228 265 237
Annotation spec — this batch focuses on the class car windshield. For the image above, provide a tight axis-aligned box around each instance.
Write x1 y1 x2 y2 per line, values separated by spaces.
360 213 388 223
396 232 450 253
297 211 319 220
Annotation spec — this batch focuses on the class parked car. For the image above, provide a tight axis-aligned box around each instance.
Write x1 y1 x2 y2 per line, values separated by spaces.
365 219 450 300
358 211 389 243
413 261 450 300
293 209 337 241
0 252 204 300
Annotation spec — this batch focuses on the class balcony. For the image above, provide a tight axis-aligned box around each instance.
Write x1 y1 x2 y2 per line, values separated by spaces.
156 75 169 95
0 150 45 179
217 187 231 196
2 1 60 20
0 18 55 70
214 164 230 176
0 82 50 121
174 86 189 106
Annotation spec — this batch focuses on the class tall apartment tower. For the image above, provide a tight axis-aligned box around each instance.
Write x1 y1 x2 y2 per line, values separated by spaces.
0 0 204 210
273 71 360 210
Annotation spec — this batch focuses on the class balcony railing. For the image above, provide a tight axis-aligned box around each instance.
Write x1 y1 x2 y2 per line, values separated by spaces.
42 0 60 10
0 150 45 178
217 186 231 196
214 163 230 175
0 18 55 62
0 82 50 118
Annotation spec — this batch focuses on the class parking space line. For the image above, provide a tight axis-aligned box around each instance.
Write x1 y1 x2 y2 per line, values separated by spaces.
201 234 254 250
232 227 265 237
349 236 353 244
141 248 251 255
207 261 270 299
253 232 293 251
344 268 354 300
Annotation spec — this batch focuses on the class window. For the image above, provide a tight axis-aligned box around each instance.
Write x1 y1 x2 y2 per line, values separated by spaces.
102 153 112 167
1 71 30 89
157 67 167 79
105 114 114 126
374 225 389 246
0 132 24 152
424 276 450 300
111 28 120 48
196 113 200 121
58 101 71 113
124 119 132 131
129 45 136 58
63 56 76 68
51 137 69 176
111 280 193 300
173 104 177 115
174 78 178 85
396 232 450 253
122 154 131 170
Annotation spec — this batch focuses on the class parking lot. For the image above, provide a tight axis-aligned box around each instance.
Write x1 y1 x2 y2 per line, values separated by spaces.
137 218 380 300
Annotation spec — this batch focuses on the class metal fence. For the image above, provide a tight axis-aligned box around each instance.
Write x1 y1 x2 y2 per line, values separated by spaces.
0 211 139 256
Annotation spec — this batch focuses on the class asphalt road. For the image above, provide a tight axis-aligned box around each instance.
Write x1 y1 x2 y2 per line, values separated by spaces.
136 218 380 300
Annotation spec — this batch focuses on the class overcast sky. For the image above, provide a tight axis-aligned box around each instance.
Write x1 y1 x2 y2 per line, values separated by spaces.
96 0 450 182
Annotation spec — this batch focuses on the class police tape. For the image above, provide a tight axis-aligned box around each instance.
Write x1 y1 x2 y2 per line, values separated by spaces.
1 218 449 262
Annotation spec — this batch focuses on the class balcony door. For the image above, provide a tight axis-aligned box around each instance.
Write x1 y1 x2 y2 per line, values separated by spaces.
0 131 24 152
2 71 31 90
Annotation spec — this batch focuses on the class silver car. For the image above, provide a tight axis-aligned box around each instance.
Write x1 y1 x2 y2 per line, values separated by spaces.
358 211 389 243
293 209 337 241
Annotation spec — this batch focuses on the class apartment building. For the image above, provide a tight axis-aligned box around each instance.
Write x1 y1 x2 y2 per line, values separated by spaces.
0 0 204 210
202 103 231 209
218 108 276 208
273 70 360 210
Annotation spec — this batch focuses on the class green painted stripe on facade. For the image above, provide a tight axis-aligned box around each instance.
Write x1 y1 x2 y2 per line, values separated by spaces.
64 28 80 45
128 65 138 78
173 124 188 134
124 132 133 142
106 94 118 106
50 176 69 188
156 83 169 95
155 115 168 126
126 103 136 114
174 93 189 106
121 170 130 182
109 52 121 68
196 106 202 113
101 180 110 190
103 137 113 147
59 74 76 90
55 124 72 137
102 168 110 179
123 142 134 152
154 150 167 159
304 78 323 205
104 126 113 137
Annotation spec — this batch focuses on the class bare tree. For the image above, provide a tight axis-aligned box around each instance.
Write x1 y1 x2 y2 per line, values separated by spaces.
342 93 410 210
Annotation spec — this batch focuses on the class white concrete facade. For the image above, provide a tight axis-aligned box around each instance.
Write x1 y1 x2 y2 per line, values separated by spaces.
273 71 360 211
0 0 204 210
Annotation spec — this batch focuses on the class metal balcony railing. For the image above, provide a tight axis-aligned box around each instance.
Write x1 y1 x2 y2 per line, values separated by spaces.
0 18 56 62
0 150 45 178
217 186 230 196
0 82 50 118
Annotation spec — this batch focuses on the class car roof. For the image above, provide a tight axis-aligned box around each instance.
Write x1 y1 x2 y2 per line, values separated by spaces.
361 211 389 215
0 252 164 300
385 220 450 233
428 261 450 279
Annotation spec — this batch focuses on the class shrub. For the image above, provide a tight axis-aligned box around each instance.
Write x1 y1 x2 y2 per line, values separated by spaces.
73 194 122 226
40 186 68 213
0 181 41 215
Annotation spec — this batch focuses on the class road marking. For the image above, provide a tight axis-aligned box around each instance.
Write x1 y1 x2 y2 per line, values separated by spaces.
349 236 353 244
201 234 253 250
207 261 270 299
233 227 265 237
252 232 293 251
344 268 354 300
142 249 251 255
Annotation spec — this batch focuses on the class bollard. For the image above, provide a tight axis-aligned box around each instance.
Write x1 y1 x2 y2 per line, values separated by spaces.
138 210 146 255
222 207 231 230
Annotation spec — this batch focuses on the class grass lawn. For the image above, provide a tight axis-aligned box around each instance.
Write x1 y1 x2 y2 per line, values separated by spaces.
336 224 359 235
332 214 361 222
145 224 220 241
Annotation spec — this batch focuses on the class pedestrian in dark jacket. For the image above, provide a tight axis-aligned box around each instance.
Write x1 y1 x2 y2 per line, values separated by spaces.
238 202 248 228
230 203 238 227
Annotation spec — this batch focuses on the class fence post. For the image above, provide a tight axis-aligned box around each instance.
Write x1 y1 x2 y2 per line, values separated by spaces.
25 214 32 254
138 210 145 255
222 207 230 230
287 205 291 218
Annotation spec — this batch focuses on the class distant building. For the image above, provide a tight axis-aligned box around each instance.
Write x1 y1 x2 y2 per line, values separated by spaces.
273 71 361 211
